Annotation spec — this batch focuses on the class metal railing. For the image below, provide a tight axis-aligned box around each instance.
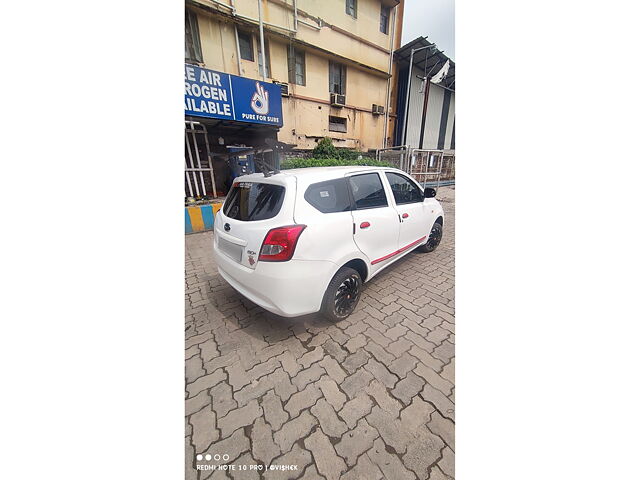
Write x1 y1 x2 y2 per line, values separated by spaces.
376 146 455 191
185 121 218 199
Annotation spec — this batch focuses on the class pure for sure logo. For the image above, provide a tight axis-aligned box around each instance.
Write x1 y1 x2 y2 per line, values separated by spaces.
250 82 269 115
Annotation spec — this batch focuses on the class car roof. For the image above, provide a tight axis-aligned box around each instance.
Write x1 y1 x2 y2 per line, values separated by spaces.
235 166 412 185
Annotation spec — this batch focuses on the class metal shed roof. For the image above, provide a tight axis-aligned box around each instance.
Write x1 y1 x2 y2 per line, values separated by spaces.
394 36 455 91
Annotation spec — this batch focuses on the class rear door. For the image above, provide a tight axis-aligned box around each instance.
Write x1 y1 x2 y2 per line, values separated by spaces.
347 172 400 270
384 171 431 251
214 176 295 269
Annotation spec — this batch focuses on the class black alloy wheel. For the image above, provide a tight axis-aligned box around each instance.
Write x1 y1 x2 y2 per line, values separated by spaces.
418 222 443 253
321 267 363 322
334 274 361 317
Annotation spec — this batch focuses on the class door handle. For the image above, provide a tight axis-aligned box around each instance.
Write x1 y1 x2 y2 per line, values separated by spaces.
360 222 371 229
402 213 409 219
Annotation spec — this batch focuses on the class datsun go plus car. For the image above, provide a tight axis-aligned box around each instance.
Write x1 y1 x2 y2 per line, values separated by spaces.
213 166 444 321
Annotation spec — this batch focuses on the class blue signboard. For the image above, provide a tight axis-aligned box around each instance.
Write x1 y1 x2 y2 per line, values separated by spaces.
185 64 283 127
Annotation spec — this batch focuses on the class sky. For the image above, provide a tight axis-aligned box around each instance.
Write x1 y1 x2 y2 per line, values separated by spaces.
401 0 455 61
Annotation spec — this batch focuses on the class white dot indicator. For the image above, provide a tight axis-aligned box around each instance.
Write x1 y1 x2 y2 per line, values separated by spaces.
205 454 212 461
196 454 203 461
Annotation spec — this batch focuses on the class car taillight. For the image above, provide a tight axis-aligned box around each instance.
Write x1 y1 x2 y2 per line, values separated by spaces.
259 225 307 262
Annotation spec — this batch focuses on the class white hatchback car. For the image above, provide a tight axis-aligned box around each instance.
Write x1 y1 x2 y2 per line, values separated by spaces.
213 166 444 321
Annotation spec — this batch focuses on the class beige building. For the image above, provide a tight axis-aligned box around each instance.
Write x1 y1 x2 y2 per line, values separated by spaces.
185 0 404 151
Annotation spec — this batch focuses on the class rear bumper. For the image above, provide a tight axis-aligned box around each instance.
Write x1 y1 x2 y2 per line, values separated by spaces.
213 245 336 317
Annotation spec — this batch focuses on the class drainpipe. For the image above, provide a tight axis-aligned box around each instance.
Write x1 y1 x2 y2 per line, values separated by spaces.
233 26 243 75
258 0 267 81
382 5 397 148
228 0 243 75
293 0 298 31
400 48 415 147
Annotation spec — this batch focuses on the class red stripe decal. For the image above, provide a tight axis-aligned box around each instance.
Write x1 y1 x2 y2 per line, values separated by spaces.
371 236 427 265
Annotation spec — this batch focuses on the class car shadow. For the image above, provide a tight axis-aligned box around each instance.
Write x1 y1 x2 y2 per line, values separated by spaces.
199 249 429 347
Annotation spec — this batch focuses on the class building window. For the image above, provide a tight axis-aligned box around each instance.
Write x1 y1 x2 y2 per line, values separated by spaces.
257 40 271 78
238 31 254 61
185 10 203 63
329 116 347 133
288 47 306 85
329 62 347 95
345 0 357 18
380 6 390 34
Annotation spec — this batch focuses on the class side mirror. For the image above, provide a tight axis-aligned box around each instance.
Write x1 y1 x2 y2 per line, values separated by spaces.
424 187 437 198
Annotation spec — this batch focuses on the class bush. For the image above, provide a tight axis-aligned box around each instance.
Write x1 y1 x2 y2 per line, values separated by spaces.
281 137 394 170
281 156 394 170
311 137 338 159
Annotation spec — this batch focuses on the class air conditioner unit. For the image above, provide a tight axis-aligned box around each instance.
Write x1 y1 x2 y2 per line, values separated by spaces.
372 104 385 115
330 93 346 107
273 81 290 96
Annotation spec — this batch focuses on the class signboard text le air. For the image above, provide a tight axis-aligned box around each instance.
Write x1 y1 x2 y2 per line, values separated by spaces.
185 64 283 127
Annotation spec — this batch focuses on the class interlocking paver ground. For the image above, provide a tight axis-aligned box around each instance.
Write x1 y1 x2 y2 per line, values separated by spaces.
186 186 455 479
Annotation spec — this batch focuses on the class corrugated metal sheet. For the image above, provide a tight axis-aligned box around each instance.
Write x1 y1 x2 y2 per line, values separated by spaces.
423 83 444 149
404 65 425 148
398 65 455 149
444 94 455 149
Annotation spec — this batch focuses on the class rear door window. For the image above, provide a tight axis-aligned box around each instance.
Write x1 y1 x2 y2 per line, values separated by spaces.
304 178 352 213
348 173 388 209
223 182 285 221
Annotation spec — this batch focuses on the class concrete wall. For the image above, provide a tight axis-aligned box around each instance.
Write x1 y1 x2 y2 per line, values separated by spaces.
187 0 403 151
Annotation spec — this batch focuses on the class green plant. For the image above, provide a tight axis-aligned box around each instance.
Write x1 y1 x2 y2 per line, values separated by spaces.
312 137 339 158
281 156 394 170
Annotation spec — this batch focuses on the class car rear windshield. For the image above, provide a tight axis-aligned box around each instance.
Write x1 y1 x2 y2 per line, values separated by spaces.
223 182 285 221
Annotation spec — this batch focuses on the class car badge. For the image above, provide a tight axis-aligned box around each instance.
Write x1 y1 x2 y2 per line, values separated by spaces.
224 223 231 231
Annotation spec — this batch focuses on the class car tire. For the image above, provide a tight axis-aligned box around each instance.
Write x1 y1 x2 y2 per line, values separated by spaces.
321 267 362 322
417 221 443 253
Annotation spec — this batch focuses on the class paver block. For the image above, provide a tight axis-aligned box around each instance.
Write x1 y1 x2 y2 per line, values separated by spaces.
260 389 288 431
190 406 218 452
420 383 455 421
339 393 374 429
400 396 435 433
428 409 455 451
274 410 317 453
303 429 347 480
299 346 325 368
403 428 445 479
342 369 374 399
251 417 281 465
341 451 383 480
292 363 325 391
365 380 402 417
342 349 371 374
317 376 347 411
264 444 311 480
335 418 379 466
310 398 348 438
388 353 418 379
218 399 262 438
367 438 416 480
210 381 238 418
364 358 399 389
414 361 454 396
187 369 226 398
284 384 322 418
366 406 409 454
